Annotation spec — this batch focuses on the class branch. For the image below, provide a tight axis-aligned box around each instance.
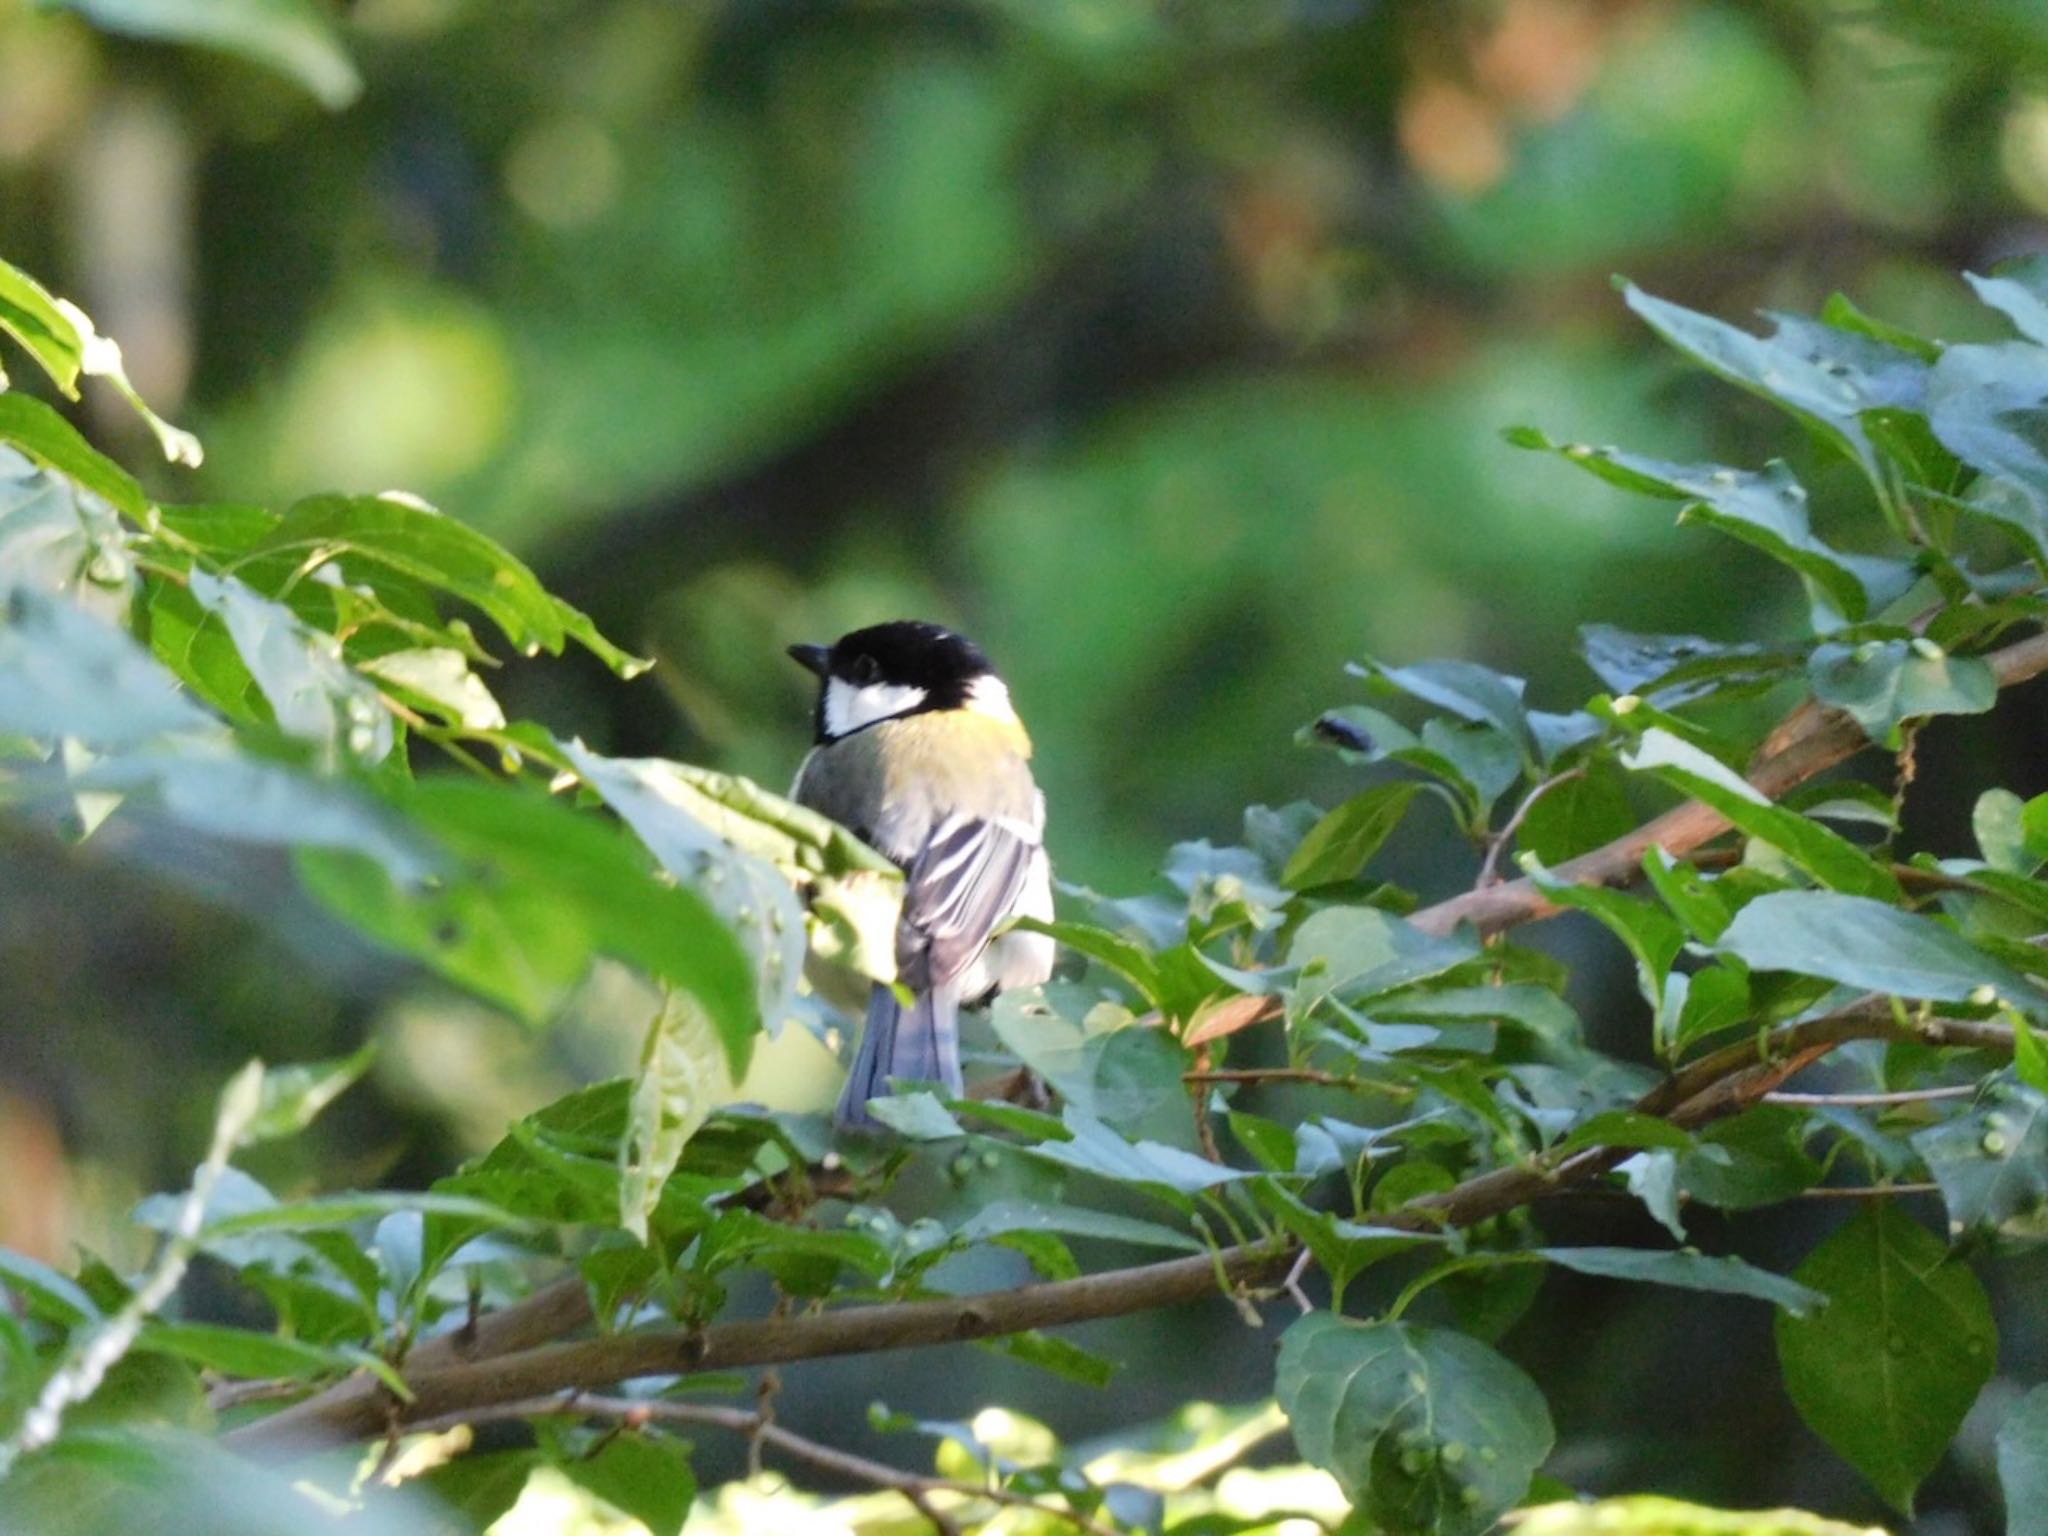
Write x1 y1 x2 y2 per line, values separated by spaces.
401 1393 1119 1536
226 996 2015 1458
1408 630 2048 939
221 635 2048 1459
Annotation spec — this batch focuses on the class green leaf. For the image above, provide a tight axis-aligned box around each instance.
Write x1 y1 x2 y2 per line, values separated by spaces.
984 1328 1117 1388
1810 639 1996 749
1968 259 2048 346
1285 906 1480 1011
1523 858 1682 1012
1534 1246 1822 1315
558 1431 696 1536
1775 1203 1995 1514
1516 761 1635 865
1513 428 1894 622
1282 781 1422 889
0 1248 103 1326
561 745 807 1036
618 990 728 1242
300 780 758 1070
954 1199 1202 1254
1911 1077 2048 1239
1011 917 1162 1002
1999 1383 2048 1536
243 1045 375 1143
417 1450 538 1531
0 258 199 466
1356 657 1535 764
50 0 363 110
0 393 146 518
1622 729 1902 902
1718 890 2046 1012
1974 789 2036 874
187 568 393 764
0 256 87 391
1023 1110 1253 1197
1276 1311 1554 1536
1640 847 1733 942
134 1323 351 1381
987 990 1185 1123
1576 623 1790 702
355 647 505 731
177 1189 527 1239
1928 342 2048 562
250 493 647 677
1620 282 1928 505
0 583 218 748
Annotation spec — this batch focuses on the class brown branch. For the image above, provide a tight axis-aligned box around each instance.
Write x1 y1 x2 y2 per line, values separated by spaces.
218 634 2048 1461
402 1393 1115 1536
1475 766 1587 891
1408 630 2048 939
225 996 2015 1459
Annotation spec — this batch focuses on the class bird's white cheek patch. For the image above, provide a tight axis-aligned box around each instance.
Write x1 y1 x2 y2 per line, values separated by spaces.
966 675 1018 723
824 678 927 736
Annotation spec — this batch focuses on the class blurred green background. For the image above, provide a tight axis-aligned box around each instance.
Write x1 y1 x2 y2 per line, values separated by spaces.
5 0 2048 1527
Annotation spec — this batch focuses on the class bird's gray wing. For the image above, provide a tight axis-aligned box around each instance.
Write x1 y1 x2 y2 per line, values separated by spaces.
897 811 1040 992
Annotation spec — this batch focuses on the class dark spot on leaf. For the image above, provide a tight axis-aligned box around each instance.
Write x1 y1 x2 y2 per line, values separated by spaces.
1313 713 1374 752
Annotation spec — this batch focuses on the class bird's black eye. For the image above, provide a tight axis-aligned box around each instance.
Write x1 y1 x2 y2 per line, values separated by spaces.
848 654 882 686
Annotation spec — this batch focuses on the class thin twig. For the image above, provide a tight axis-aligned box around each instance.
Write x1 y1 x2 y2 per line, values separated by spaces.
224 995 2019 1459
400 1392 1120 1536
1413 629 2048 937
1794 1182 1942 1201
1765 1085 1979 1108
1475 766 1587 890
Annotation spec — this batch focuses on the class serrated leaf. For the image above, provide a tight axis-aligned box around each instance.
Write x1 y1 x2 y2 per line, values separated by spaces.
1276 1311 1553 1536
1775 1203 1995 1514
1623 729 1902 902
1282 781 1421 889
1718 890 2046 1012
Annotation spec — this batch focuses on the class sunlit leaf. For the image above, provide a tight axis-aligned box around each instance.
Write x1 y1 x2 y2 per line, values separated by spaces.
50 0 363 110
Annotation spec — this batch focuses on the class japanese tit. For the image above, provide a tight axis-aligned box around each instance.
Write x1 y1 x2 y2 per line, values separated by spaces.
788 620 1054 1128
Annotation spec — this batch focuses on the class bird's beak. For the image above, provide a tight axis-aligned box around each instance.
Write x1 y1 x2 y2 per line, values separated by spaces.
787 643 831 677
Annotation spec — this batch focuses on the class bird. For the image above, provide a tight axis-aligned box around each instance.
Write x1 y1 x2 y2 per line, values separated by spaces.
787 620 1055 1128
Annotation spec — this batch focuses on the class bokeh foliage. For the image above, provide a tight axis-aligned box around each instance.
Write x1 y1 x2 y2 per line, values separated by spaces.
8 1 2048 1533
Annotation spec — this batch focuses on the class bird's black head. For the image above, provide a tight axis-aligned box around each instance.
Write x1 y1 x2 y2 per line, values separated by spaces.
788 620 998 742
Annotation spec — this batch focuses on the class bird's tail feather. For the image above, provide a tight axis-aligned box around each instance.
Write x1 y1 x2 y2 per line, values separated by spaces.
835 982 962 1129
